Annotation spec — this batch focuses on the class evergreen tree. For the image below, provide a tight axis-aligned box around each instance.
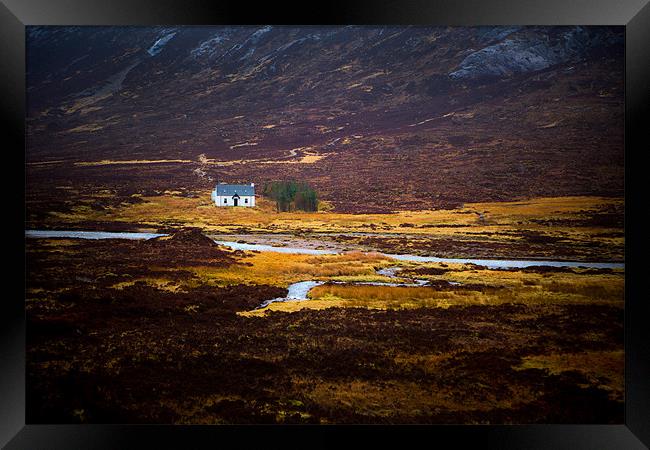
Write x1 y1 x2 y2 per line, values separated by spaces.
262 180 318 212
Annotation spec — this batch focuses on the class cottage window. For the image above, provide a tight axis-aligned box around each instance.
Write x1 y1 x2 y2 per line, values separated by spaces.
224 198 227 204
245 198 248 204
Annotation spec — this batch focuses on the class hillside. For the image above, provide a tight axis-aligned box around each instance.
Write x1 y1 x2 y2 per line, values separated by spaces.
26 26 624 214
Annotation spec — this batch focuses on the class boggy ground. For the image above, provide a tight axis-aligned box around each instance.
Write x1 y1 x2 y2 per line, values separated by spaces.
26 228 624 424
29 194 624 262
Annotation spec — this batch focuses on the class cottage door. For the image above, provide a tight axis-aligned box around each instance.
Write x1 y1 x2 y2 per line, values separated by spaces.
233 197 239 206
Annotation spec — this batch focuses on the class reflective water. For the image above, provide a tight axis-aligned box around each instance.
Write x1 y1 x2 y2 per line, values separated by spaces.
214 240 624 270
25 230 167 240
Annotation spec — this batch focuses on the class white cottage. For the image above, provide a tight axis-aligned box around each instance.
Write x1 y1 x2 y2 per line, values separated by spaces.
211 183 256 207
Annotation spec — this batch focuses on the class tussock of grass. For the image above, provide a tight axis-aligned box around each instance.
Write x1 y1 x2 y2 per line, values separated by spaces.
306 251 387 264
301 276 624 311
184 252 385 288
110 278 183 292
307 286 483 310
538 279 623 299
428 266 624 292
325 275 398 283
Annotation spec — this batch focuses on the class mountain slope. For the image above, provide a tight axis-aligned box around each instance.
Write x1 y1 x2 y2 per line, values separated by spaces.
26 26 624 213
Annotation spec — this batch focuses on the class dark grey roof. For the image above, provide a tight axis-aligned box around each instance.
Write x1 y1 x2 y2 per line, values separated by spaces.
215 183 255 196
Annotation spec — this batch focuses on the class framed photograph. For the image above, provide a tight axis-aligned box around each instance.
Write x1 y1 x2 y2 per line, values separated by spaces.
3 0 649 448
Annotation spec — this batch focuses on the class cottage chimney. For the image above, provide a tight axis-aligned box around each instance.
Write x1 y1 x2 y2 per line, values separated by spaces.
251 183 255 187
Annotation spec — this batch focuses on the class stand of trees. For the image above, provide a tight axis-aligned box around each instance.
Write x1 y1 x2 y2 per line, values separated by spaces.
262 181 318 212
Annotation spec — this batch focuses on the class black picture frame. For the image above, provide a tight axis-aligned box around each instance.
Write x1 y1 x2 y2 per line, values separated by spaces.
2 0 649 448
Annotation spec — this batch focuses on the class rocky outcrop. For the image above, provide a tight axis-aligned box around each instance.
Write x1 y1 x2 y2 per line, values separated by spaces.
449 27 623 80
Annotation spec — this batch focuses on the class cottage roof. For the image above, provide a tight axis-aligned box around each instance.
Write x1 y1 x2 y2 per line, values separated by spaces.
215 183 255 196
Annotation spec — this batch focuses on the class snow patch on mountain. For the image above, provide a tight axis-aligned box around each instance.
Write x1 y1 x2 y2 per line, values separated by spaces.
250 26 273 41
148 30 178 56
191 34 227 58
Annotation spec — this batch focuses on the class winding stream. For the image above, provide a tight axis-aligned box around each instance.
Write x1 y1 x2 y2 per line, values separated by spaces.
257 280 326 309
213 240 337 255
212 240 625 270
26 230 625 310
256 267 435 310
211 238 624 310
25 230 625 269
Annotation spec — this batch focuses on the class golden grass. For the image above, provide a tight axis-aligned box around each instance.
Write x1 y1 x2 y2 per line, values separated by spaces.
516 350 624 401
291 376 535 419
50 192 623 245
244 269 624 314
392 352 453 376
305 251 387 264
406 262 625 292
238 299 347 316
110 278 184 292
538 278 623 300
183 251 390 289
28 226 623 317
296 154 326 164
161 243 628 315
35 191 625 315
314 284 456 302
465 196 621 222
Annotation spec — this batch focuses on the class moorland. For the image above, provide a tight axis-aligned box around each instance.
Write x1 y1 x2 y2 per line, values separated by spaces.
25 26 624 424
26 195 624 423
